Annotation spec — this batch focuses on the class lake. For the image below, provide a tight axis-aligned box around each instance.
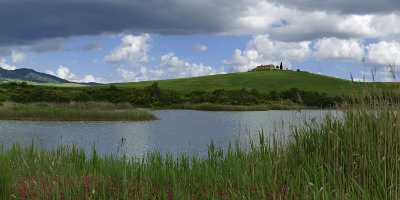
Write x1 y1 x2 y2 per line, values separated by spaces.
0 110 340 157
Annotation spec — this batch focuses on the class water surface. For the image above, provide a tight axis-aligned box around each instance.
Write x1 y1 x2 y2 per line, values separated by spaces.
0 110 340 157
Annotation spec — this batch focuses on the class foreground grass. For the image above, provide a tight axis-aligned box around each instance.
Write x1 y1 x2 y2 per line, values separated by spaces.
0 104 399 199
0 102 156 121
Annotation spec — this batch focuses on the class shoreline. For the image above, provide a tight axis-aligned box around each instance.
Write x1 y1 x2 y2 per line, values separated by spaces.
0 102 157 121
0 105 395 198
153 103 314 111
0 102 332 121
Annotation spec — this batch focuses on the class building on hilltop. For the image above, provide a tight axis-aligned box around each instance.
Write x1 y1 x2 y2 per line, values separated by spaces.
249 63 287 72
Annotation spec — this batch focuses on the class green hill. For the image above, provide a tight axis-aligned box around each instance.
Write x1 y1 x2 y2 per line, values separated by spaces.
116 70 398 96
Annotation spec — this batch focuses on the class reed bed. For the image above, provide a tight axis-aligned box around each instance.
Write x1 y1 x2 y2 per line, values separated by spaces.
0 102 156 121
0 103 399 199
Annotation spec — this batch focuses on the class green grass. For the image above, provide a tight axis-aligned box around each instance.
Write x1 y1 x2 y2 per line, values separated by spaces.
0 102 156 121
0 103 399 199
115 70 399 96
164 101 305 111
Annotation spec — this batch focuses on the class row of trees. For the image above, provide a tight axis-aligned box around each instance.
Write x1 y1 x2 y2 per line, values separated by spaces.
1 82 342 108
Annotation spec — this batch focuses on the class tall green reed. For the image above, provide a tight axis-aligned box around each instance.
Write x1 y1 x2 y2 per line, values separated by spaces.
0 100 399 199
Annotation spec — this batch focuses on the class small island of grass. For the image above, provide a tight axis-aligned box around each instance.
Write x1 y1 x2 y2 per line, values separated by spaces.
0 102 157 121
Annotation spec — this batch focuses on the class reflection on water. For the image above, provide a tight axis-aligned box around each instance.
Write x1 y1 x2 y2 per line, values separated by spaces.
0 110 341 157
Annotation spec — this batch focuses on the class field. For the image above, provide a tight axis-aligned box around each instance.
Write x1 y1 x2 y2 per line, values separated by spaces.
0 102 156 121
1 102 399 199
0 71 350 111
115 70 399 96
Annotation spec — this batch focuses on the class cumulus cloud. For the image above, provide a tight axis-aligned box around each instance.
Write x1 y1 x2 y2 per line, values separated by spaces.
108 33 159 82
116 53 219 82
105 34 150 64
367 41 400 65
107 33 220 82
225 35 311 72
48 66 76 80
314 38 365 60
81 75 97 83
48 65 99 83
160 53 217 78
117 67 163 82
249 2 400 41
0 58 17 70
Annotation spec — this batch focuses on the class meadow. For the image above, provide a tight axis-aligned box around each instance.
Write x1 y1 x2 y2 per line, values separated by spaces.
1 70 399 113
0 101 399 199
115 70 398 96
0 102 156 121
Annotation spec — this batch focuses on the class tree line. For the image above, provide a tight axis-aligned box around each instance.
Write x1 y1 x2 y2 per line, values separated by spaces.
0 82 343 108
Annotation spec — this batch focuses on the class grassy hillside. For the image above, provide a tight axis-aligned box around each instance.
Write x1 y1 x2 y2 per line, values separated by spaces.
116 70 398 96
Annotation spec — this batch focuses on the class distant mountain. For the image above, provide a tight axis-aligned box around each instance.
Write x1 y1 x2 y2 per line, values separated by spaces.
0 68 70 84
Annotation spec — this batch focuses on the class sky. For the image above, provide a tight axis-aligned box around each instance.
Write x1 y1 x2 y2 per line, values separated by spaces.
1 0 400 83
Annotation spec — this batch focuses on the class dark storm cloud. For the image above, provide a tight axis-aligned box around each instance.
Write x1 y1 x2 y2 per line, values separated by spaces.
1 0 398 47
28 38 65 52
0 0 246 46
271 0 400 14
0 48 11 57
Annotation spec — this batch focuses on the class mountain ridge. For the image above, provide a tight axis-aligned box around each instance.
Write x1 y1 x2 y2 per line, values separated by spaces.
0 67 70 84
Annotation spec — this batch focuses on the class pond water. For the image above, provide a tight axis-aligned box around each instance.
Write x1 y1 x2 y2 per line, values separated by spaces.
0 110 341 157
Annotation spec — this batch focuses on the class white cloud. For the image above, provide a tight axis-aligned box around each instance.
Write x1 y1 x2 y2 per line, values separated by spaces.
106 33 222 82
116 53 220 82
224 35 311 72
229 1 400 41
105 33 150 64
367 41 400 65
48 66 100 83
0 58 17 70
116 67 163 82
11 51 25 64
368 14 400 37
52 65 76 80
160 53 217 78
194 44 208 52
81 75 96 83
314 38 365 60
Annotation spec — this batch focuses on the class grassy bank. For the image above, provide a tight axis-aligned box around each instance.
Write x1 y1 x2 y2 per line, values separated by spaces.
0 104 399 199
0 102 156 121
163 102 306 111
